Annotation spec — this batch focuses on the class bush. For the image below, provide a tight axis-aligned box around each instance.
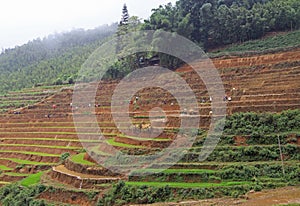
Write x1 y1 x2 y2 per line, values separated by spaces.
0 183 47 206
60 152 70 161
53 78 63 85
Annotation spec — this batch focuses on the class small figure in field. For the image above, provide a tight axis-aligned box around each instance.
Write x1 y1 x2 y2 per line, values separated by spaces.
13 110 21 114
52 104 57 109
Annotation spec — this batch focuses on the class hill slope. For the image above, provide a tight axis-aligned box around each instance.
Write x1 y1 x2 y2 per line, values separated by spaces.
0 24 117 94
0 47 299 205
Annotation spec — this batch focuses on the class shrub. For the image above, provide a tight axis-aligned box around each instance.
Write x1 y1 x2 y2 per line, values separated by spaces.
60 152 70 161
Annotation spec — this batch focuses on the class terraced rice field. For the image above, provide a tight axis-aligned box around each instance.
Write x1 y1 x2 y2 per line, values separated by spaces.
0 48 299 205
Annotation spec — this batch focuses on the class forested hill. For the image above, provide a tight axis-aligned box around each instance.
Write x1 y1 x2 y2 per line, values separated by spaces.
143 0 300 49
0 24 117 93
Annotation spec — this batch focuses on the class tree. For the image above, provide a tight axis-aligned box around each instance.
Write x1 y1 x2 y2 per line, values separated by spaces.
121 4 129 26
116 4 130 53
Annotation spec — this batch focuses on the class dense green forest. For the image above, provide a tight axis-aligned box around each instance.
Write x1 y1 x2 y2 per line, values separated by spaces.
144 0 300 49
0 0 300 93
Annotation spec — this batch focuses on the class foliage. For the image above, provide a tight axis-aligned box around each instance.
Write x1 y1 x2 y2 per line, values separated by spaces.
144 0 300 50
223 110 300 135
0 24 116 93
60 152 70 161
213 29 300 53
97 180 258 205
20 172 44 187
186 145 300 162
71 153 95 166
0 183 47 206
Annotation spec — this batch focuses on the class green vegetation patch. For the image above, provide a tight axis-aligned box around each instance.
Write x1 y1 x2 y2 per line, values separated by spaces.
71 153 95 166
106 138 146 149
214 30 300 53
20 172 44 187
0 165 12 171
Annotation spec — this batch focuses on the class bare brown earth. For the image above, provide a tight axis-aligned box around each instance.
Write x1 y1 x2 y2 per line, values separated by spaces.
38 188 97 206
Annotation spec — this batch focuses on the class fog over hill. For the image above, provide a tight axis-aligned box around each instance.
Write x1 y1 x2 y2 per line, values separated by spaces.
0 24 117 93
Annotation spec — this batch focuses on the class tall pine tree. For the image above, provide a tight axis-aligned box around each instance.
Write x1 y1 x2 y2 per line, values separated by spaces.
116 4 130 53
120 4 129 26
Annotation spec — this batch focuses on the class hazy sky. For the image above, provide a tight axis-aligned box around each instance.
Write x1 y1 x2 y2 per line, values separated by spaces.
0 0 176 49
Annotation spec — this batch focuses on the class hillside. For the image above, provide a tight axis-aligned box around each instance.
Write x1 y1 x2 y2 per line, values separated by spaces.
0 0 300 205
0 24 117 94
211 30 300 55
0 47 299 205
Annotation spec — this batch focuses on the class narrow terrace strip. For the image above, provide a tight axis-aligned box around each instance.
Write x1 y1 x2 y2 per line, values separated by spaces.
0 150 60 157
126 181 251 188
53 165 120 180
0 144 81 150
106 138 147 149
0 158 54 165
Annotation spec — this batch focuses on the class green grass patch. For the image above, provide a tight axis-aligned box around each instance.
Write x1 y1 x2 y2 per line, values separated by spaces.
0 165 13 171
20 172 44 187
106 138 146 149
126 181 251 188
71 153 95 166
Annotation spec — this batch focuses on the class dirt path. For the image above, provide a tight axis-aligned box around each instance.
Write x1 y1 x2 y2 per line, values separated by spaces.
131 186 300 206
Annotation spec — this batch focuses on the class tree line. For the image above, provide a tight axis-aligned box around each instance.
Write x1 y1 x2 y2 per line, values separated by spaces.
143 0 300 50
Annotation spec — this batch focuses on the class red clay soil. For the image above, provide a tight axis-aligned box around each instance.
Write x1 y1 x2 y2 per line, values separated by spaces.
49 165 121 189
37 188 97 206
0 174 27 182
64 159 118 177
234 136 248 146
